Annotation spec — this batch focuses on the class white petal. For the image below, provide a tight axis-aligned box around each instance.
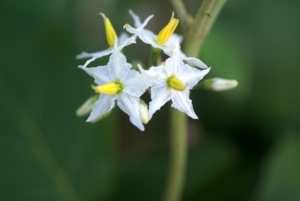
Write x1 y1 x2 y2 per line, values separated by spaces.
178 66 211 89
165 34 184 46
123 71 156 97
117 34 137 50
139 65 167 89
147 65 168 80
118 32 129 46
107 48 131 80
149 87 171 118
76 48 112 60
79 49 113 69
125 25 157 46
162 34 183 56
87 94 116 122
181 53 208 69
171 90 198 119
128 9 142 28
139 14 154 29
117 94 144 131
80 66 111 85
165 52 184 77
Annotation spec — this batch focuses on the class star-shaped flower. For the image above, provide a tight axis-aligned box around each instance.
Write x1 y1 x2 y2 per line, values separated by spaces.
143 40 210 119
79 42 155 131
76 12 138 68
124 11 208 69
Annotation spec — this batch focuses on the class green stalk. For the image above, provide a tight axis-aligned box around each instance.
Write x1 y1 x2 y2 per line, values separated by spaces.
183 0 215 56
184 0 227 56
148 47 162 68
163 1 226 201
163 108 187 201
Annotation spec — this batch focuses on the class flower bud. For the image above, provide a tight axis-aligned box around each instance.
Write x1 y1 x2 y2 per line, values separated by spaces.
139 100 150 124
203 78 238 91
76 95 98 117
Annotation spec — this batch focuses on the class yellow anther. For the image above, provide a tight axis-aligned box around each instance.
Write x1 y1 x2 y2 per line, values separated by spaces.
169 77 186 91
94 82 120 95
157 12 179 45
100 13 118 47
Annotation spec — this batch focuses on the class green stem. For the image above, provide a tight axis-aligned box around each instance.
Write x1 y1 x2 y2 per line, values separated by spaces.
164 1 227 201
163 108 187 201
148 47 162 68
199 0 227 49
184 0 216 56
0 76 81 201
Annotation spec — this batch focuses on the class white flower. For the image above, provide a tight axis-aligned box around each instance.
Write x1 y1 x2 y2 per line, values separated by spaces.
79 43 155 131
124 11 208 69
76 13 137 68
143 40 210 119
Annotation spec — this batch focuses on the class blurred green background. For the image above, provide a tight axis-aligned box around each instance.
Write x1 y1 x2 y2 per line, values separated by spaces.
1 0 300 200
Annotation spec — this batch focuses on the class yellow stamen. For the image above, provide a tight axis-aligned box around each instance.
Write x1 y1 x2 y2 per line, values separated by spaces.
169 77 186 91
157 12 179 45
94 82 120 95
100 13 118 47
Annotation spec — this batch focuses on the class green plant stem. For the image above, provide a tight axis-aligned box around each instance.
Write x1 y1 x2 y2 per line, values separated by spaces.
0 76 82 201
200 0 227 48
164 1 227 201
163 108 187 201
148 47 162 68
169 0 193 30
184 0 216 56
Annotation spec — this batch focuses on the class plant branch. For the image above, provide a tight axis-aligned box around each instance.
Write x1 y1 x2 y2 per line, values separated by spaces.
163 108 187 201
184 0 218 57
163 1 227 201
201 0 227 45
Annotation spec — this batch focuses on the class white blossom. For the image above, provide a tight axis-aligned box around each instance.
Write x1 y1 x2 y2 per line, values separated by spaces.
76 12 140 68
79 43 155 131
124 11 208 69
142 40 210 119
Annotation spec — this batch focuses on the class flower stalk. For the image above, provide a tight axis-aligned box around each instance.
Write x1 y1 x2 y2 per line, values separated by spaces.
163 1 227 201
163 108 187 201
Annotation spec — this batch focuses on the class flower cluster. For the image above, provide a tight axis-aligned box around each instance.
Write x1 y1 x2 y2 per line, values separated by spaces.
76 10 211 131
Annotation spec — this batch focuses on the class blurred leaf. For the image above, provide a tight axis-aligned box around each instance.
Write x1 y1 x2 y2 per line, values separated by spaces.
184 136 243 201
253 131 300 201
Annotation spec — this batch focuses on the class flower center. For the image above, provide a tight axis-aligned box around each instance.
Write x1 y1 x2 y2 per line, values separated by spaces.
94 81 123 95
157 12 179 46
167 76 186 91
100 13 118 47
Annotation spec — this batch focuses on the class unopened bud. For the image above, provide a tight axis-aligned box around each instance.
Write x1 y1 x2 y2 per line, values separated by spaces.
76 95 98 117
203 78 238 91
139 100 150 124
